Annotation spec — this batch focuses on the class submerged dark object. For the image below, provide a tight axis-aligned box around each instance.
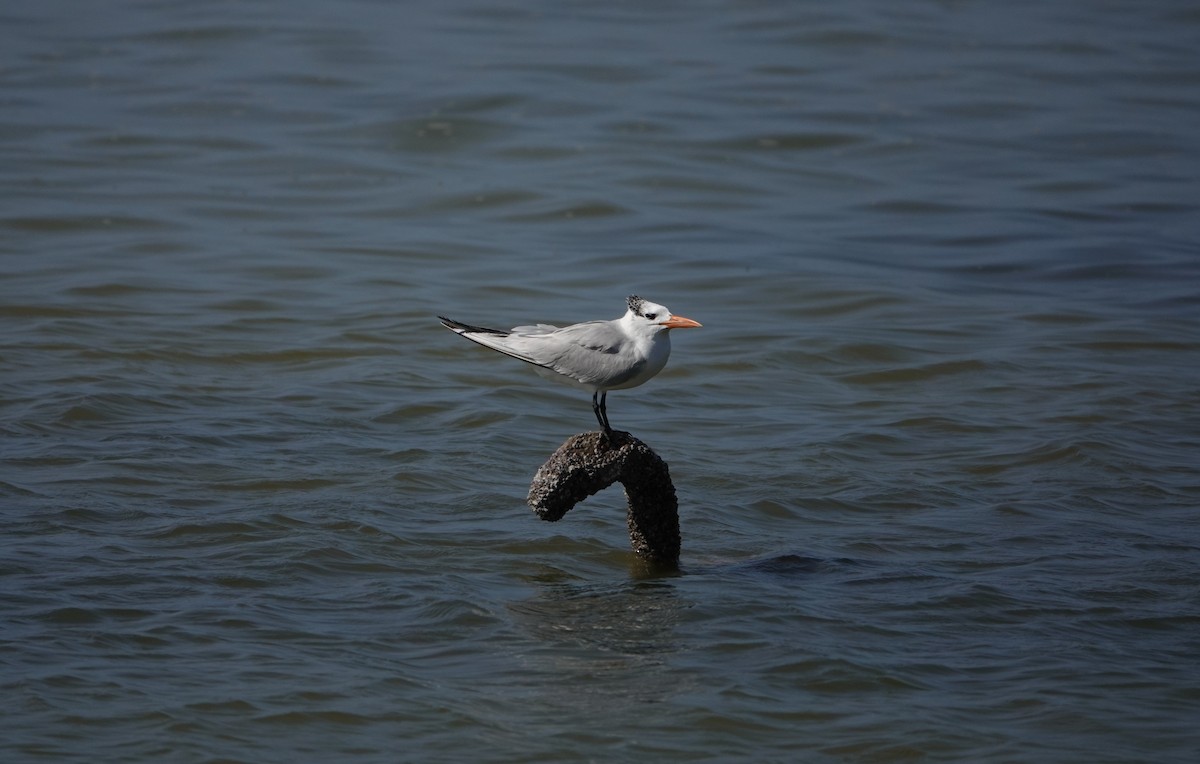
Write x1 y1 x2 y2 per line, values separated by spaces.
527 431 680 566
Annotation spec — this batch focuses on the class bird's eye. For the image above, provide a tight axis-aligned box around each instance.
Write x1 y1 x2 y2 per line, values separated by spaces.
645 312 657 320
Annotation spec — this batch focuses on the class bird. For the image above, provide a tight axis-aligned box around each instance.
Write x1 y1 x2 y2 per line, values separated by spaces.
438 295 701 435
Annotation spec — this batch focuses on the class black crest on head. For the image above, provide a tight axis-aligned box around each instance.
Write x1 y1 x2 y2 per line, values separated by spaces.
627 295 646 316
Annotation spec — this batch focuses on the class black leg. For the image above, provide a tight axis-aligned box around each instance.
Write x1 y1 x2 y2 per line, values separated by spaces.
592 391 613 436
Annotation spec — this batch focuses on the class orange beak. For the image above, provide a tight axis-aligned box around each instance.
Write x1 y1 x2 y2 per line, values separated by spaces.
660 315 702 329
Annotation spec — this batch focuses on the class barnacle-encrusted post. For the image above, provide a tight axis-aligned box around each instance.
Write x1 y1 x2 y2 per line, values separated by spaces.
527 431 680 567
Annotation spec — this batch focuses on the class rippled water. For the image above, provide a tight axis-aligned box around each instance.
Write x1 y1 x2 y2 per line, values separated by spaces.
3 1 1199 761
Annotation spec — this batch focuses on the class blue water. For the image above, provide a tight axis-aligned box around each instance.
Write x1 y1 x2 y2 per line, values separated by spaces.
3 1 1199 761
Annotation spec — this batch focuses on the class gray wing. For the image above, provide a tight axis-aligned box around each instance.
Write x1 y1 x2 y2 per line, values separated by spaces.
508 320 646 387
441 316 643 387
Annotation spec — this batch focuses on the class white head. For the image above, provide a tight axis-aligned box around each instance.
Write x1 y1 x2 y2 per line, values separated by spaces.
623 295 702 335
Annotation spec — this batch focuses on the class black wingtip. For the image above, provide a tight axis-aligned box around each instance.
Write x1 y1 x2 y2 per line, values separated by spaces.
437 316 508 335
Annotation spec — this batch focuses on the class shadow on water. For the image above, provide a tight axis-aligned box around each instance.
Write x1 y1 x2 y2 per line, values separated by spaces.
681 552 869 584
727 553 830 576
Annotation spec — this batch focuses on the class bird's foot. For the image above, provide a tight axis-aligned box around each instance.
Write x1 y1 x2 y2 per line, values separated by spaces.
600 426 632 448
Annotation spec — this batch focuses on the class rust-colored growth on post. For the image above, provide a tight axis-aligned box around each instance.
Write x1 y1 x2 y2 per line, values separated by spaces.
527 431 680 566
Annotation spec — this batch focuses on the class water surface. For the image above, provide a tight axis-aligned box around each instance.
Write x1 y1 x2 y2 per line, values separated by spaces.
3 1 1199 761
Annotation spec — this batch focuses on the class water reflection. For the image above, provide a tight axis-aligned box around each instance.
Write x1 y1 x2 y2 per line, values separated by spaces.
508 578 688 706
